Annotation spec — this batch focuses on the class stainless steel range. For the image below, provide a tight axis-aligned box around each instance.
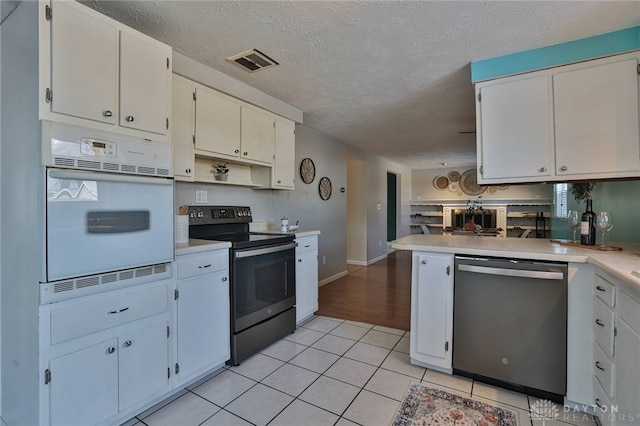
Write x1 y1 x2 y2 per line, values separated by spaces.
187 206 297 365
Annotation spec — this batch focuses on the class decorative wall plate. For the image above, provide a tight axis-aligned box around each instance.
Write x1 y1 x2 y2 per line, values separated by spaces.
497 184 510 190
319 177 332 200
459 169 486 196
300 158 316 184
433 175 449 190
487 186 498 194
448 182 459 193
447 170 461 182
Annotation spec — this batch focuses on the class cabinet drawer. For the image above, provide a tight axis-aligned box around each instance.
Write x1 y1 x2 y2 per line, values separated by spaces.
593 296 615 357
50 284 169 345
594 274 616 308
177 251 228 280
592 376 615 426
593 340 615 399
295 236 317 253
618 290 640 335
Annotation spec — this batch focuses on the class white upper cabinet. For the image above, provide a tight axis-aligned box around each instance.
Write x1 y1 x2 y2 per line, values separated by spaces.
476 52 640 184
477 75 553 181
41 0 172 141
273 118 296 189
119 31 171 135
241 106 275 164
49 1 118 126
554 58 640 177
172 75 196 181
194 87 242 157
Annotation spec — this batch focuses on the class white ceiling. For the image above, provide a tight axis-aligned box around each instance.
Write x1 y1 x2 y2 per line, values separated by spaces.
82 1 640 169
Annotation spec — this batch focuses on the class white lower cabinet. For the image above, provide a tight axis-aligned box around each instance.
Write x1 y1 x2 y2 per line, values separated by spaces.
592 269 640 425
41 280 172 426
410 251 453 372
175 249 230 386
295 235 319 325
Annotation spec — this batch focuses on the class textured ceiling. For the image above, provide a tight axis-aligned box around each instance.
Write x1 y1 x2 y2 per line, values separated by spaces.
83 1 640 169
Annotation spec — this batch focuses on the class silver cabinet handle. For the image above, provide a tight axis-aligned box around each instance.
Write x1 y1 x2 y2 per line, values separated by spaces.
185 168 191 174
235 149 240 154
595 319 605 327
222 276 228 282
103 110 113 117
596 285 606 292
108 307 129 314
560 166 568 171
243 152 248 156
298 259 302 262
107 347 116 354
198 264 211 269
123 340 132 348
595 361 605 371
277 180 282 184
126 115 135 122
421 259 427 264
539 167 547 173
595 398 603 408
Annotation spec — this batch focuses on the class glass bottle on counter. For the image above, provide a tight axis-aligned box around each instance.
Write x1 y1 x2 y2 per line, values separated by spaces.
580 196 597 245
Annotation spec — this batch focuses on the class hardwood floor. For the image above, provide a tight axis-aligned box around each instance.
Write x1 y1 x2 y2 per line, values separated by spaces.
316 250 412 331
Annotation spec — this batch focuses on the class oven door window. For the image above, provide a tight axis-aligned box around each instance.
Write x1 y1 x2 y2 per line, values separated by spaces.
232 246 295 332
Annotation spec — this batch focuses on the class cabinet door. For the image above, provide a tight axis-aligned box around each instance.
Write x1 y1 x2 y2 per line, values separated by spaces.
273 118 296 189
241 106 275 164
118 322 170 410
195 87 241 157
172 75 196 180
296 249 318 324
411 252 453 371
176 271 230 384
49 339 119 426
615 300 640 417
477 75 553 181
119 31 171 135
50 1 118 124
554 58 640 177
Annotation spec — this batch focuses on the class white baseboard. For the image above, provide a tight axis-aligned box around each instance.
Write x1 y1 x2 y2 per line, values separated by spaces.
367 253 388 265
319 270 348 287
347 259 367 266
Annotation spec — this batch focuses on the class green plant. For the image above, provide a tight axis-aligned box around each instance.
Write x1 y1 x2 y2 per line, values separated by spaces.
569 182 595 203
214 163 229 174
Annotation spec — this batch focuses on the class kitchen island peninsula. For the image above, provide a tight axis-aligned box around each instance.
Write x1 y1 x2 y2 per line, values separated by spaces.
391 234 640 422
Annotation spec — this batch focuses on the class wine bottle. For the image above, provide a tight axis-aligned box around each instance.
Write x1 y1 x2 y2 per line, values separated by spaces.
580 196 596 245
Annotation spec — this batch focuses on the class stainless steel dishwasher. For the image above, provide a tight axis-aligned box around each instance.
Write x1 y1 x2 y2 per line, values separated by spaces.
453 255 568 400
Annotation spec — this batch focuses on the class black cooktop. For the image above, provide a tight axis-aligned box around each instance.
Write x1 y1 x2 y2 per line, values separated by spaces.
186 205 294 249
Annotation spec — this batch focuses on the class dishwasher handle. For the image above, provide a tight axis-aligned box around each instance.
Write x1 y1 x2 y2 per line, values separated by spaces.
457 263 564 280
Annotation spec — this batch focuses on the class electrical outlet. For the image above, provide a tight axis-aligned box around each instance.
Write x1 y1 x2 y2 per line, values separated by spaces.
322 256 326 265
195 190 207 203
378 240 382 247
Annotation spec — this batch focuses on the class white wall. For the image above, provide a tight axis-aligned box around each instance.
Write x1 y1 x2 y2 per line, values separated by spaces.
347 156 367 264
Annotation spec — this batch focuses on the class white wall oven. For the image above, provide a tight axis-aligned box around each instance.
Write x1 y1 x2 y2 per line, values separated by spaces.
41 122 174 302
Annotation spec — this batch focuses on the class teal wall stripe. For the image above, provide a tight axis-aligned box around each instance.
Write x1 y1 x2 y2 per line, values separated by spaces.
471 26 640 82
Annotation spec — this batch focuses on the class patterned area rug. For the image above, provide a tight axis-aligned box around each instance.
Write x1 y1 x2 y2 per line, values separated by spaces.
391 382 519 426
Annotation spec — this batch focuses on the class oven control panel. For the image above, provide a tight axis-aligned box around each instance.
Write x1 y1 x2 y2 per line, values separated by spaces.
187 206 252 225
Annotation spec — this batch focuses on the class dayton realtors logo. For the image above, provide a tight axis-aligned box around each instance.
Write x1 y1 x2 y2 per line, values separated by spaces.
530 399 560 425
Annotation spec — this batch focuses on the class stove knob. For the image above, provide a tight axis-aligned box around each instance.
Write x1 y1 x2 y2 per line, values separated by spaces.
247 211 251 217
189 212 195 218
238 211 244 217
198 211 204 218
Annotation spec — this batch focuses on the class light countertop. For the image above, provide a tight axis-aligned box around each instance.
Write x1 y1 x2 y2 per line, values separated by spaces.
392 234 640 290
254 229 321 238
175 239 231 256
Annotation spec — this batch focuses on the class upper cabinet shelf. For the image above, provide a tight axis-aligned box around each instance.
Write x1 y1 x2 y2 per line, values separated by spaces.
475 51 640 185
171 74 296 189
39 1 172 141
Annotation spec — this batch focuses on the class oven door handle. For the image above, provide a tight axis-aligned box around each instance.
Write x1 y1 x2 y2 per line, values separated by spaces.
235 242 298 258
48 169 173 185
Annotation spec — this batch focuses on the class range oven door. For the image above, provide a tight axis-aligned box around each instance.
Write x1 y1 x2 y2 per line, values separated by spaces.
232 242 296 333
45 168 174 281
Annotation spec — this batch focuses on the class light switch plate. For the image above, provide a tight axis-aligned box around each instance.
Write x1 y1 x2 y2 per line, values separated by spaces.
195 190 207 204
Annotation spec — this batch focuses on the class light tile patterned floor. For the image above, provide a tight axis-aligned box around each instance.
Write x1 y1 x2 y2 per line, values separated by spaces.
123 316 597 426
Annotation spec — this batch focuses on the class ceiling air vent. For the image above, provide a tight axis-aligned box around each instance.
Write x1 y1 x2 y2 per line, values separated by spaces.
227 49 279 73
